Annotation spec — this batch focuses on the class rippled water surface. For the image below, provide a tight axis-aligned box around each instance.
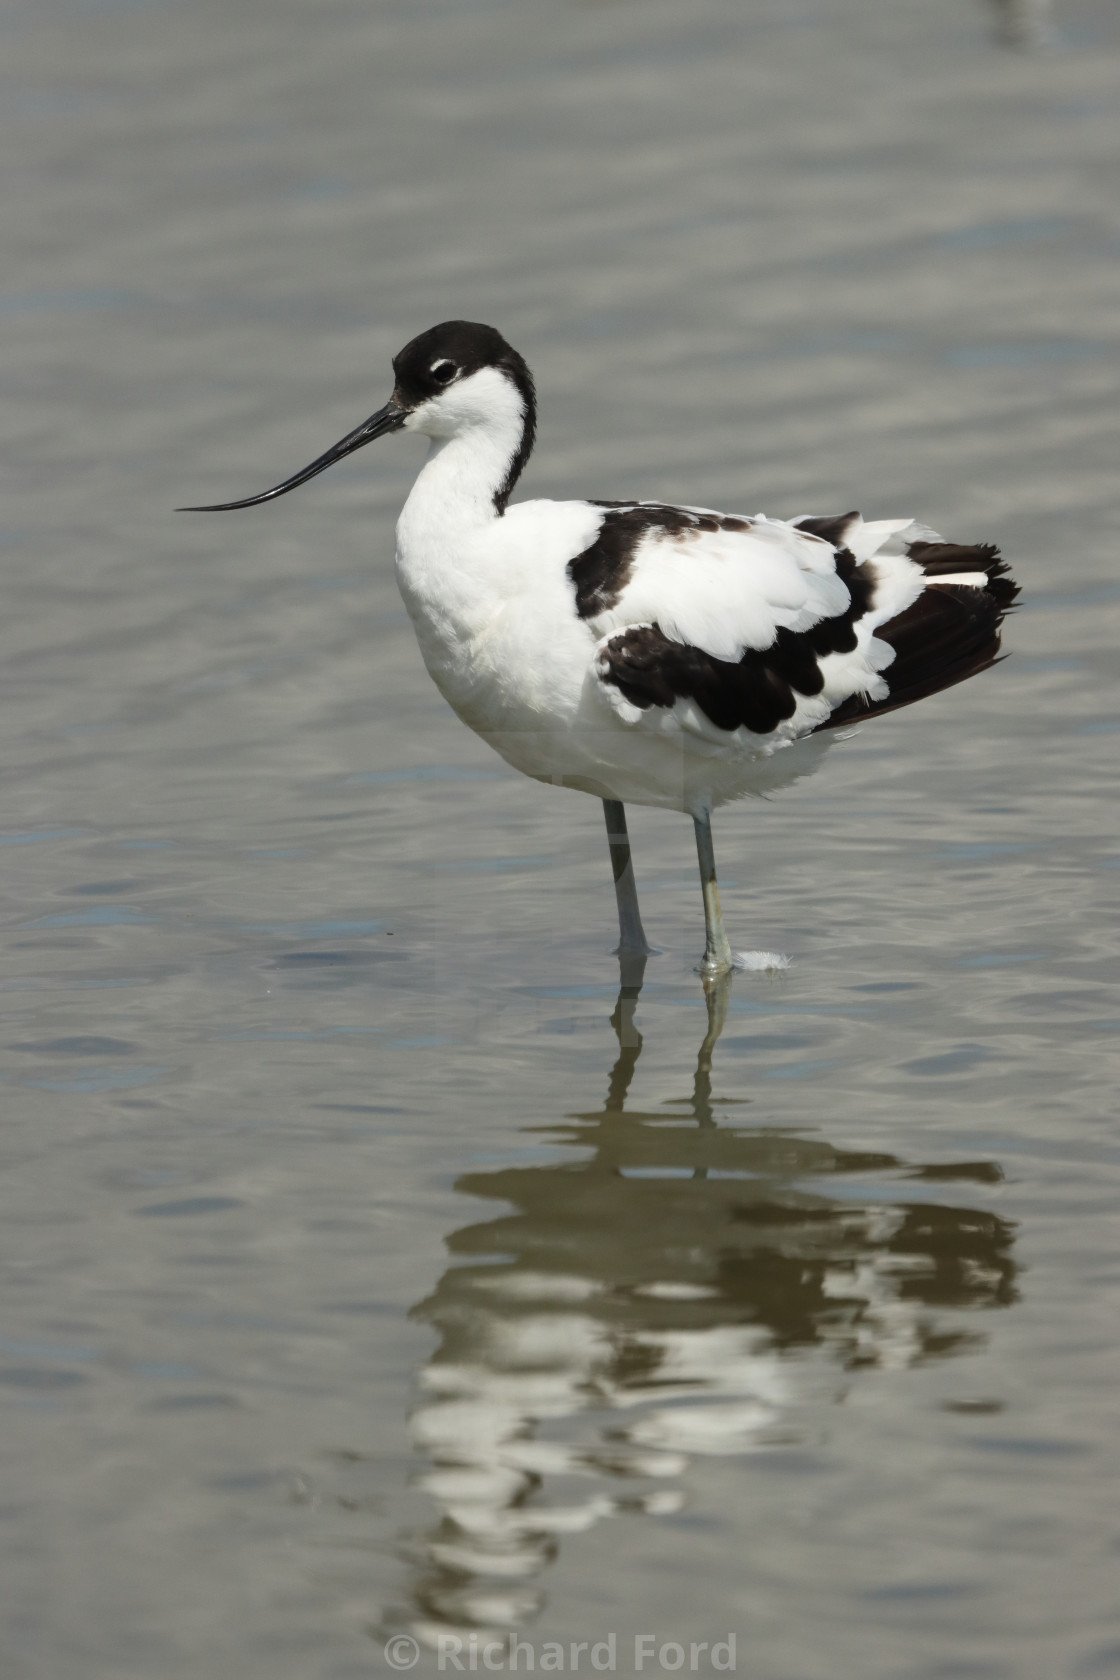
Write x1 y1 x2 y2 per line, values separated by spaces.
2 1 1119 1676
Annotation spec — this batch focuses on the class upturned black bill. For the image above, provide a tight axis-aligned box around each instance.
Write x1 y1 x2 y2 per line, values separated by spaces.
177 399 407 511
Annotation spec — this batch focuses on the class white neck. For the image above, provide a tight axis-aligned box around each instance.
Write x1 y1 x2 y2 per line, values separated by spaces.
396 366 529 553
403 425 515 537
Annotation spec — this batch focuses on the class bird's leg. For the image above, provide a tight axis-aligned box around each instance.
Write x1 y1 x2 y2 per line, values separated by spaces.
602 799 652 957
692 807 733 977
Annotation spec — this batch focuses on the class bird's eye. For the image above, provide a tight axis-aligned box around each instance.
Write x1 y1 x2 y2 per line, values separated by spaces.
430 360 456 385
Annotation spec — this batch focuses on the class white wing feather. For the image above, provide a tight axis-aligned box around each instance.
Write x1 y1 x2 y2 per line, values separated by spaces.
589 510 935 738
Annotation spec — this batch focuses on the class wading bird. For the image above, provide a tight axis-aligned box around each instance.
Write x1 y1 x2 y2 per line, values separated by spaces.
182 321 1017 975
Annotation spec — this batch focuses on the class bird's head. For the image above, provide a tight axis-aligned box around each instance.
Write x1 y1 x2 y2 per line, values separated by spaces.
178 319 535 513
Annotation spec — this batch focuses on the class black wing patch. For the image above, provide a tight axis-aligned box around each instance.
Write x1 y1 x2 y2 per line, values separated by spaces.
594 507 881 735
817 541 1019 731
794 510 861 549
599 623 827 737
568 502 753 620
793 512 876 658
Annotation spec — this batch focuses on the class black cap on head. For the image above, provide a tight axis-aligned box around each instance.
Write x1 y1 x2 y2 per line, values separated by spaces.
392 320 535 415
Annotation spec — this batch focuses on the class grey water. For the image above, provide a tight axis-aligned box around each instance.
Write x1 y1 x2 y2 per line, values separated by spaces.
1 0 1119 1676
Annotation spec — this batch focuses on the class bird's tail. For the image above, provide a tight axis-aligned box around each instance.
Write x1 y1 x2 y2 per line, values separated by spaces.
816 538 1019 730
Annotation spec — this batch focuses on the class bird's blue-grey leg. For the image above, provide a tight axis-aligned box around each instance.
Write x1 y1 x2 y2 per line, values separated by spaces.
602 799 652 957
692 807 733 977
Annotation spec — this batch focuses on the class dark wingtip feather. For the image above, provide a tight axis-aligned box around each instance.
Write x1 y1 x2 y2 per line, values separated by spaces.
816 540 1019 732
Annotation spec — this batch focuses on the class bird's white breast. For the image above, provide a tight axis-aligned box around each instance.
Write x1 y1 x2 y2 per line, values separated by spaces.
394 491 601 736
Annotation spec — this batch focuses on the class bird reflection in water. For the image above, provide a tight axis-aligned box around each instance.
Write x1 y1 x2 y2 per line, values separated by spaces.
396 960 1017 1642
